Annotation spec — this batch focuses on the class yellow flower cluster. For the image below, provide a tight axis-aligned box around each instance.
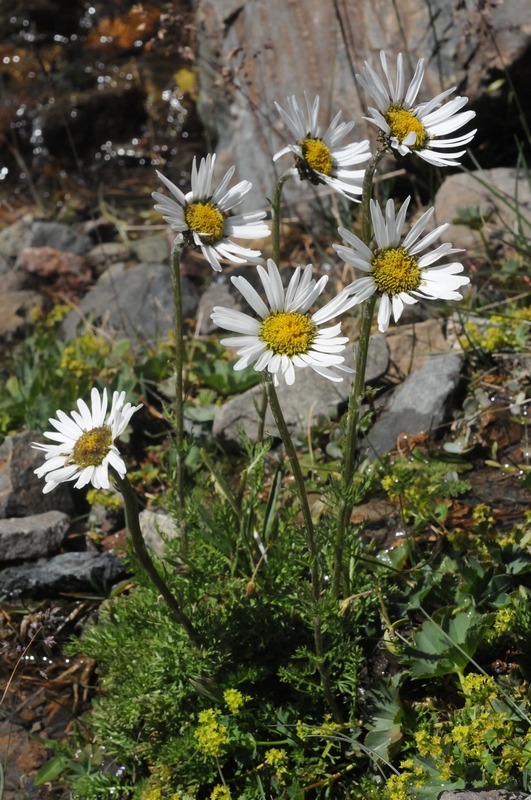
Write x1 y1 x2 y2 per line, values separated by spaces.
384 761 427 800
223 689 250 714
492 606 517 637
451 710 510 757
264 748 288 784
194 708 228 757
210 785 230 800
460 673 498 701
460 308 531 353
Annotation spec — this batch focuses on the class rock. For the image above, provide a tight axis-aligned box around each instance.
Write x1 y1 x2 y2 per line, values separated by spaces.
195 0 531 210
0 431 74 519
213 334 389 448
0 290 44 344
197 277 243 335
60 261 200 345
0 510 69 563
0 252 12 276
22 220 93 257
139 509 180 558
0 722 48 800
19 246 93 299
0 216 33 260
364 354 464 458
0 551 128 599
434 168 531 253
86 242 132 275
439 792 530 800
132 234 170 264
386 319 448 382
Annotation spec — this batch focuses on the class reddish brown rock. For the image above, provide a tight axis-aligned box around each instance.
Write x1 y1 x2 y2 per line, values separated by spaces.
20 246 92 299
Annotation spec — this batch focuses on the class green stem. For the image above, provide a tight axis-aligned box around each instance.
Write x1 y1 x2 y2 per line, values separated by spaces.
271 171 292 267
265 375 343 722
331 149 386 600
111 468 198 642
170 237 187 554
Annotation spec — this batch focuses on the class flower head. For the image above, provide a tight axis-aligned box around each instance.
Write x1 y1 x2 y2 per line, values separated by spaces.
334 196 470 332
32 388 141 494
273 94 371 200
211 258 356 386
357 51 476 167
152 154 270 272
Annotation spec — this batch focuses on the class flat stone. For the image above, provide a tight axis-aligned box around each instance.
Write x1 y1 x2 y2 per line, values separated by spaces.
86 241 132 274
0 723 47 800
0 510 69 563
386 319 448 381
213 334 389 448
139 509 179 558
132 234 170 263
364 354 464 459
434 168 531 253
0 216 33 259
20 246 92 298
0 290 44 343
0 551 127 599
21 220 93 257
197 277 242 335
60 261 200 345
0 431 74 518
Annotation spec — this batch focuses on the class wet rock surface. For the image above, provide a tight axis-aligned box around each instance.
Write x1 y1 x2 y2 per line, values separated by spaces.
438 791 531 800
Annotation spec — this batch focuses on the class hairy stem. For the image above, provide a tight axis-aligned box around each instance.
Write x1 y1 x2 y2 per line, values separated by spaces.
170 237 187 554
331 149 386 599
271 171 292 267
265 375 343 722
112 468 198 641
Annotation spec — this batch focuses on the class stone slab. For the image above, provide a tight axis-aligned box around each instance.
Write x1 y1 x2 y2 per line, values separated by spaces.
0 510 69 563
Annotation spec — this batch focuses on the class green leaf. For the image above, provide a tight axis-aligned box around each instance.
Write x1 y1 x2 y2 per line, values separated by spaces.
33 755 69 786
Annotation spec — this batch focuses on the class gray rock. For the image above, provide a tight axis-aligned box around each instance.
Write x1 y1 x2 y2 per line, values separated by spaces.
0 510 69 563
195 0 531 210
0 217 33 260
0 551 127 599
197 278 243 335
365 354 464 459
213 334 389 447
23 221 93 256
0 431 74 519
86 242 132 274
0 290 44 344
434 168 531 253
438 792 531 800
132 235 170 264
60 261 200 345
139 509 179 558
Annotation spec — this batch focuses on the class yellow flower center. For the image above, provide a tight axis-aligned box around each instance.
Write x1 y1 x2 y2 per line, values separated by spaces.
184 201 225 242
371 246 421 296
301 137 334 175
72 425 113 468
259 312 317 356
385 105 427 149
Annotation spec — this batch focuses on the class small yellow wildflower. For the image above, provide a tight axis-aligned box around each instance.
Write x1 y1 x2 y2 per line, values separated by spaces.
415 730 432 757
223 689 250 714
194 709 228 757
210 784 230 800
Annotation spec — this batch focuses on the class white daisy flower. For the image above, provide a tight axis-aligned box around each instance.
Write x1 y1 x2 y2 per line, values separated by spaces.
152 154 270 272
32 388 141 494
211 258 357 386
356 51 477 167
334 196 470 333
273 94 371 200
